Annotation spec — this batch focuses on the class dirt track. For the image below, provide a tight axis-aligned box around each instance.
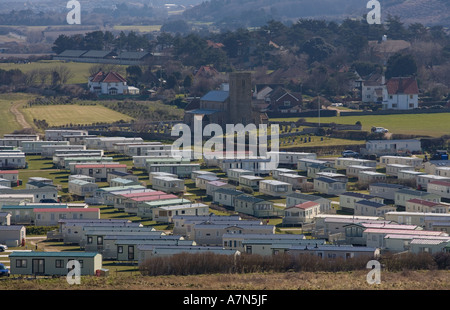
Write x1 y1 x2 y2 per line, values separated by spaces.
10 101 31 129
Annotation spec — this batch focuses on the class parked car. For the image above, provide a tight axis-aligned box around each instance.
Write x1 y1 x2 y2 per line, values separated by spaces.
0 244 7 252
342 150 359 158
371 127 389 133
0 263 9 277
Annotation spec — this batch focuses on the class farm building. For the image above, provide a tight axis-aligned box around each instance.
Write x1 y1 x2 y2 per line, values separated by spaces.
334 158 377 170
354 200 396 217
394 188 441 207
72 164 128 181
283 201 321 226
358 171 387 186
153 203 209 223
151 176 185 193
238 175 264 191
259 180 293 198
9 251 102 276
346 165 376 178
386 164 414 177
416 174 450 190
0 225 26 247
234 195 274 217
427 180 450 199
286 192 332 213
68 179 99 197
361 139 421 156
379 155 423 168
34 208 100 226
313 177 347 196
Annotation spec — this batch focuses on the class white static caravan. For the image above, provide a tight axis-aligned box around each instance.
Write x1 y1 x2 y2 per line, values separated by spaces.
313 177 347 196
125 143 173 157
195 175 220 190
307 164 337 178
427 180 450 199
435 167 450 178
34 208 100 226
227 168 255 183
68 179 99 197
272 168 297 180
151 176 185 193
234 195 274 217
238 175 264 191
148 164 201 178
40 145 86 158
0 170 19 186
22 141 69 155
220 157 272 175
213 188 244 208
259 180 293 198
191 170 216 181
72 164 128 181
405 199 450 214
386 164 414 177
346 165 376 178
397 170 426 183
45 129 89 141
9 251 102 276
297 158 330 171
145 157 191 172
339 192 384 211
379 155 423 169
113 141 161 154
362 139 421 156
354 200 396 217
267 151 317 167
416 174 450 190
394 188 441 207
205 180 235 197
84 137 144 152
334 158 377 170
0 152 26 169
384 211 450 229
358 171 387 186
277 173 309 191
149 172 178 183
283 201 321 226
153 203 209 223
53 152 105 168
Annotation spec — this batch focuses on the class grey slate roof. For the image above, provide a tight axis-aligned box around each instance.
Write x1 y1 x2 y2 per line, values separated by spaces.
200 90 229 102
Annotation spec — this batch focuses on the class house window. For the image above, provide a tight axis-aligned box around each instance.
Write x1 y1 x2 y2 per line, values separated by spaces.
16 259 27 268
87 236 93 244
118 246 123 254
55 259 64 268
97 236 103 245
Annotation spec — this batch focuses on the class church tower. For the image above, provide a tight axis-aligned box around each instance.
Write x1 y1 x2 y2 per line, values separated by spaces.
227 72 253 126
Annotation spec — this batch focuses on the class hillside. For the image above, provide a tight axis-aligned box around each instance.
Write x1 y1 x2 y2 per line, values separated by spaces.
183 0 450 27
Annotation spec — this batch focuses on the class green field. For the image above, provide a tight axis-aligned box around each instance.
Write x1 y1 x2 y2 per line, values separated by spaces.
272 113 450 137
0 60 127 84
20 104 134 127
0 93 36 134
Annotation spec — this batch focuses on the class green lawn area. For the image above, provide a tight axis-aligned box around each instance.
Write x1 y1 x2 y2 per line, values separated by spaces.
0 93 33 135
20 104 133 127
272 113 450 137
0 60 127 84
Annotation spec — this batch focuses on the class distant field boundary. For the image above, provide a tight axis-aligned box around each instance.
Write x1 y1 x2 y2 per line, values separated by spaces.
339 108 450 117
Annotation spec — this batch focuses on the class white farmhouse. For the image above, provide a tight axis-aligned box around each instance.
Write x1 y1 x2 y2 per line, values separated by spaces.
88 71 139 95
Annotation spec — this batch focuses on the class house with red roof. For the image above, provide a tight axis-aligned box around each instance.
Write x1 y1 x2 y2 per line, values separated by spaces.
282 201 321 226
88 71 139 95
382 76 419 110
